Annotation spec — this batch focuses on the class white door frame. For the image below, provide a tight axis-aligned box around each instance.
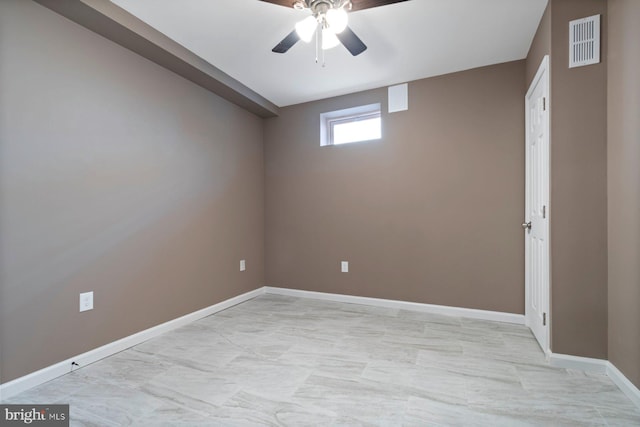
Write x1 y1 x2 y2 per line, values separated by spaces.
524 55 551 354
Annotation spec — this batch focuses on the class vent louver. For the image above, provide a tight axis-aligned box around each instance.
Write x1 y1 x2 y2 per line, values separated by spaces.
569 15 600 68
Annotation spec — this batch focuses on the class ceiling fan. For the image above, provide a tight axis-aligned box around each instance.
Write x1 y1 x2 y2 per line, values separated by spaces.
260 0 409 57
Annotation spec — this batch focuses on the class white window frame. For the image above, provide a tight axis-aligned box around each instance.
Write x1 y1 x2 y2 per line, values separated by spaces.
320 103 381 146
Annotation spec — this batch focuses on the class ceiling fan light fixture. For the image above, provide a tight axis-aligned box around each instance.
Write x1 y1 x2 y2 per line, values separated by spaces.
295 15 317 43
322 27 340 50
326 8 348 33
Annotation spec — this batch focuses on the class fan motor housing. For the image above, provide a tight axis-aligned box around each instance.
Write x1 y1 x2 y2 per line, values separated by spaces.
296 0 351 13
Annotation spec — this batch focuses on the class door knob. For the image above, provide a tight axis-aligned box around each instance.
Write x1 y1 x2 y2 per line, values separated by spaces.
522 221 532 230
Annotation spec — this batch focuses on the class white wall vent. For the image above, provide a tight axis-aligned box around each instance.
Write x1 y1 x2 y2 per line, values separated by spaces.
569 15 600 68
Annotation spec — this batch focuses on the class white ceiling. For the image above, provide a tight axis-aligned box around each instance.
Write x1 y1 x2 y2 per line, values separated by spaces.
110 0 548 107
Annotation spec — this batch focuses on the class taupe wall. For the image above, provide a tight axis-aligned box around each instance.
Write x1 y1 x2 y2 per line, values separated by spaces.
526 2 551 87
549 0 608 359
607 0 640 388
265 61 526 313
526 0 608 359
0 0 264 383
2 0 633 388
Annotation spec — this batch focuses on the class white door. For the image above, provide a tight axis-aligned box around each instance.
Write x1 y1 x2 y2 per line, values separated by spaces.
525 55 550 353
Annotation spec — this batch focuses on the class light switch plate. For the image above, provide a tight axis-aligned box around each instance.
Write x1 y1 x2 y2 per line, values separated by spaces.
79 291 93 312
240 260 246 272
341 261 349 273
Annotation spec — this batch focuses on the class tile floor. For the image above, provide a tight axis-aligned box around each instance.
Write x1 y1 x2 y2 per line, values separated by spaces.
5 295 640 426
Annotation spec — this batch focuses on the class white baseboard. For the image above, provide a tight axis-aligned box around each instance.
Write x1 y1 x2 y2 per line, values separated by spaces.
607 362 640 409
548 352 609 374
264 286 525 325
548 352 640 409
4 285 638 411
268 287 640 409
0 287 265 401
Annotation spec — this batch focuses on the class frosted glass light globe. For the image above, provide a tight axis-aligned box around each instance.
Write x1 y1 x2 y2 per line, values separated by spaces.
326 8 348 34
322 27 340 50
295 16 318 43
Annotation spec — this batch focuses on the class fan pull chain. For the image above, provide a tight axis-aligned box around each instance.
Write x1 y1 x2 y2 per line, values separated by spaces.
321 27 326 68
315 24 320 64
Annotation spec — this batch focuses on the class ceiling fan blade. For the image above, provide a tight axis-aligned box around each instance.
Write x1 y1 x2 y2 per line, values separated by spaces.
258 0 297 8
350 0 409 12
336 26 367 56
272 29 300 53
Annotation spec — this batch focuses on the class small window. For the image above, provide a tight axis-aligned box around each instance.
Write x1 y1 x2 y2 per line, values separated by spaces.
320 103 381 146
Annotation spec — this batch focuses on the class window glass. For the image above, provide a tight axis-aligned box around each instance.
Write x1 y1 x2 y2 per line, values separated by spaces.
320 103 381 146
332 116 381 145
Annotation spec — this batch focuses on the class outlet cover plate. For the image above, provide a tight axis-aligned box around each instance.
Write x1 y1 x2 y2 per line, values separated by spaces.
79 291 93 312
240 260 246 272
341 261 349 273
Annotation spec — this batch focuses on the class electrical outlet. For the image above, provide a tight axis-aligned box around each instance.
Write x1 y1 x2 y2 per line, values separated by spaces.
240 260 246 272
341 261 349 273
79 291 93 312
